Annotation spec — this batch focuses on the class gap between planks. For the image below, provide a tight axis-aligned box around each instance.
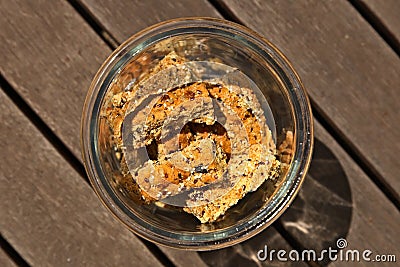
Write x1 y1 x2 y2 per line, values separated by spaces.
0 234 29 267
67 0 118 49
0 75 88 182
348 0 400 56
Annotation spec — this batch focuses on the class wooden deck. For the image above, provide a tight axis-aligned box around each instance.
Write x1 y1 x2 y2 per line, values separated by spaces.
1 0 399 266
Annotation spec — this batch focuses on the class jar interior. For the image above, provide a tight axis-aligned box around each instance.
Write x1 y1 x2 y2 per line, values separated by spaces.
96 33 295 234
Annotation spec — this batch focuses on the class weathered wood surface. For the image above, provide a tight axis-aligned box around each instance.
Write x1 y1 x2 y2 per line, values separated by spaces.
0 0 110 159
0 249 16 267
361 0 400 43
0 89 163 266
79 0 222 42
220 0 400 198
2 0 400 265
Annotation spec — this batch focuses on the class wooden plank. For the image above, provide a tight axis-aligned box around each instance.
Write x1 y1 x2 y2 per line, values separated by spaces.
79 0 222 42
0 0 111 159
0 249 17 267
279 119 399 266
360 0 400 43
220 0 400 198
2 1 396 266
0 90 162 266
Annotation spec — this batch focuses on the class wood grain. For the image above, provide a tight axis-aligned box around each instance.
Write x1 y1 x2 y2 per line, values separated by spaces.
220 0 400 198
0 249 16 267
0 89 162 266
2 0 399 265
79 0 222 42
361 0 400 43
0 0 110 159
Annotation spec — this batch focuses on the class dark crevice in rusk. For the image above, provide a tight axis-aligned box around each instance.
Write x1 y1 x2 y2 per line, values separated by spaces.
1 74 177 267
0 234 31 267
349 0 400 57
0 75 89 184
66 0 119 50
311 99 400 210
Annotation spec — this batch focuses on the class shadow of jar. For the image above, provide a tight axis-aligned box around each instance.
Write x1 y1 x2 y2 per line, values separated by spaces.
199 138 353 266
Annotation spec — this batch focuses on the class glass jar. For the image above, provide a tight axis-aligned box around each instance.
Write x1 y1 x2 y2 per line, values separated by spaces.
81 18 313 250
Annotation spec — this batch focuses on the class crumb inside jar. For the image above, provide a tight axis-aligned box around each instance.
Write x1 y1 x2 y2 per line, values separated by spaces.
102 52 290 223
